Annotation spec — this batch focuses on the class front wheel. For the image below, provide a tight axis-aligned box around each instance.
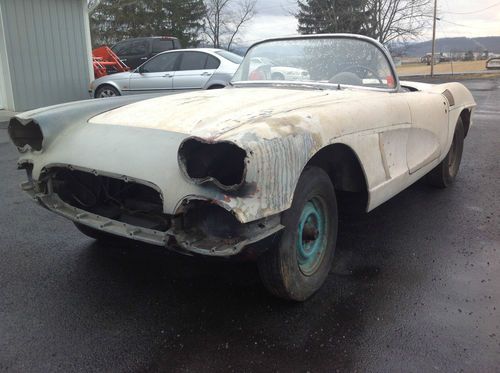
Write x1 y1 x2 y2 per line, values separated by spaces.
95 85 120 98
258 166 338 301
426 117 465 188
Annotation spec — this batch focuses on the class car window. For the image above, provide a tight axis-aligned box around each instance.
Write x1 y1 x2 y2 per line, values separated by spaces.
178 52 208 71
141 53 178 73
205 55 221 69
215 50 243 64
112 41 131 55
152 39 175 54
128 40 148 55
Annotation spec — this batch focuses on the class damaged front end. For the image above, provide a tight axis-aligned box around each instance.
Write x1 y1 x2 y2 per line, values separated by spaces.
21 165 283 258
178 137 247 191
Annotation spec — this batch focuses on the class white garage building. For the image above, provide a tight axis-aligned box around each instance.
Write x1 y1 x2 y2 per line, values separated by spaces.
0 0 93 112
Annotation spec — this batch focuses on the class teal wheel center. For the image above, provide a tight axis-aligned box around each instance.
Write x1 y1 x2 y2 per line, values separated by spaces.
296 198 327 276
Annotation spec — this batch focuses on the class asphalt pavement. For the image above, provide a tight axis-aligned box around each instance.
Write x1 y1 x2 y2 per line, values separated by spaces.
0 79 499 372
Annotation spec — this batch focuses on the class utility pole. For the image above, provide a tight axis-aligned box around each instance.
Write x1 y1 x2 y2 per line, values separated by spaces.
431 0 437 77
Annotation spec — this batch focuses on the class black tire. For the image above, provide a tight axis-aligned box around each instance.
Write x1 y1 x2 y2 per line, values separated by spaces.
74 222 122 243
257 166 338 301
95 85 120 98
426 117 465 188
207 84 225 90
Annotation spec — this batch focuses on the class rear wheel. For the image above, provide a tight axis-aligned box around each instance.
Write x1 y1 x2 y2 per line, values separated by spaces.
258 166 338 301
426 117 465 188
95 85 120 98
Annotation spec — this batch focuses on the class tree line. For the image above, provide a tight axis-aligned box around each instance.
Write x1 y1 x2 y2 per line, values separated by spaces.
88 0 256 49
88 0 431 50
297 0 432 44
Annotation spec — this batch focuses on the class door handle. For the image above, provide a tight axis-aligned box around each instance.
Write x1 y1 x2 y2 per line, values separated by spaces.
200 72 211 76
163 74 173 78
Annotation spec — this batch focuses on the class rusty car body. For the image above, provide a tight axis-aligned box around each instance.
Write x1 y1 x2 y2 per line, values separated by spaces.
8 35 476 300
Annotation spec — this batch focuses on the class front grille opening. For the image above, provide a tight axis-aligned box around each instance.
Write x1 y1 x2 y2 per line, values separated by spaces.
49 168 169 231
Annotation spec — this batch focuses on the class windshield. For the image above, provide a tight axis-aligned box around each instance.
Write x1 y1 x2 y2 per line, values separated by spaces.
216 50 244 64
232 36 396 89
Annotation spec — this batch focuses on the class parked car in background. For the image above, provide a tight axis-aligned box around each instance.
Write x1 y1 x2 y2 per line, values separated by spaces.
422 53 441 65
111 36 181 69
250 57 310 80
486 57 500 70
90 48 242 98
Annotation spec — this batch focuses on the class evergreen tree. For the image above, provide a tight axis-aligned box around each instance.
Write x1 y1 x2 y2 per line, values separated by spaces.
165 0 206 47
296 0 368 35
89 0 205 47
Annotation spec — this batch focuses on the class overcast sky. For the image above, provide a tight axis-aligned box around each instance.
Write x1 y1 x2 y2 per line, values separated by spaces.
240 0 500 44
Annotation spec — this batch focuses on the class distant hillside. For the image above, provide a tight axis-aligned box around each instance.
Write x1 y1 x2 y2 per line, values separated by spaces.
404 37 500 56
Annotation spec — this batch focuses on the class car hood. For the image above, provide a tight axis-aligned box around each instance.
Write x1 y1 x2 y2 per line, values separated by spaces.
89 86 379 140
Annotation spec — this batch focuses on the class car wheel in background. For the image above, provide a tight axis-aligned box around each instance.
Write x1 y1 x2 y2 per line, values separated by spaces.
426 117 465 188
258 166 338 301
271 72 285 80
95 85 121 98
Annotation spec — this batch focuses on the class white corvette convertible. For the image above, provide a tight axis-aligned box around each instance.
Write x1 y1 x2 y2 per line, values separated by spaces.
9 34 475 301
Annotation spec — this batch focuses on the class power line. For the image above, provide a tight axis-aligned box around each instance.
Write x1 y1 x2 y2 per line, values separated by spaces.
438 18 495 31
441 1 500 15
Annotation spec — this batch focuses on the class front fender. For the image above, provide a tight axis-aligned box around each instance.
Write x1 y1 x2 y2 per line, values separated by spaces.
10 94 163 151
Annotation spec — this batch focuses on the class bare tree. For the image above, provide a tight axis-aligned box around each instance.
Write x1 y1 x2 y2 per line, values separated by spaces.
204 0 257 49
365 0 432 44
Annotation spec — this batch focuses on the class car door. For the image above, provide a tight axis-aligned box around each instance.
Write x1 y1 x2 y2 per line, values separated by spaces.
117 39 150 69
173 52 219 89
127 52 180 93
405 92 449 173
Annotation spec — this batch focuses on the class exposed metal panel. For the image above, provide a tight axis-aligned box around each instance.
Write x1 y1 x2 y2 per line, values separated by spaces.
0 0 91 111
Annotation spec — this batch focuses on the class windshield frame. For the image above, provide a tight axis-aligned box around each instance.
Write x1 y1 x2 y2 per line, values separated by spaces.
231 33 400 93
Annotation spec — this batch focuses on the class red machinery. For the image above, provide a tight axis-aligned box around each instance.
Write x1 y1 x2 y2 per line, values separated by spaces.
92 46 129 79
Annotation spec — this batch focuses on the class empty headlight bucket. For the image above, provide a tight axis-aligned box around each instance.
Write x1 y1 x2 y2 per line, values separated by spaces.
8 118 44 151
178 137 247 191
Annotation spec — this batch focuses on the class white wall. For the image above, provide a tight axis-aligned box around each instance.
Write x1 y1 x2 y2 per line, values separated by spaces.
0 1 14 110
0 0 93 112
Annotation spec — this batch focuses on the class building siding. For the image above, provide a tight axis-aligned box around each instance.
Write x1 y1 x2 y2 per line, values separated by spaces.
0 0 92 111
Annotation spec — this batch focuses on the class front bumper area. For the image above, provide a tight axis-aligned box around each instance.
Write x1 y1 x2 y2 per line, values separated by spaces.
21 180 283 257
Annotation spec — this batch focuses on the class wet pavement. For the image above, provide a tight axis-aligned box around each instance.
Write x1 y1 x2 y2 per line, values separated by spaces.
0 79 499 372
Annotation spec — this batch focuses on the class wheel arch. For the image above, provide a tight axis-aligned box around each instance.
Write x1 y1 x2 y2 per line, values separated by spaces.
305 143 369 214
271 72 285 79
459 108 472 138
94 82 121 98
207 84 226 90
